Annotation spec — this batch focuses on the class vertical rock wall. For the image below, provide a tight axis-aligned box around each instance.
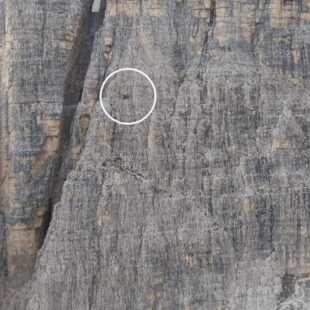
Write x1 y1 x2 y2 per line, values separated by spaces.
0 0 96 297
1 0 310 309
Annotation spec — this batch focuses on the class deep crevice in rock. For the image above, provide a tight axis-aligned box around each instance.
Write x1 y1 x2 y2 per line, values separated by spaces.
38 199 52 249
40 0 107 244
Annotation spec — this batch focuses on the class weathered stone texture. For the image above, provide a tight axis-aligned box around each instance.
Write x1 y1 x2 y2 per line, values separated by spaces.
0 0 96 297
1 0 310 309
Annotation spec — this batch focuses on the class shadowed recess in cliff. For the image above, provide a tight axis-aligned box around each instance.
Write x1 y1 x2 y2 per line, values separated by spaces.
45 0 107 235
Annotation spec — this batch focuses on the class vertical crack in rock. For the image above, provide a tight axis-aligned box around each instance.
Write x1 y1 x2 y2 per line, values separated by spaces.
38 199 52 249
209 0 216 30
50 1 107 212
199 0 216 69
0 0 106 297
251 0 270 62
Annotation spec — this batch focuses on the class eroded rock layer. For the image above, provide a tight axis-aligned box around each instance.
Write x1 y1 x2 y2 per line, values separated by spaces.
1 0 310 309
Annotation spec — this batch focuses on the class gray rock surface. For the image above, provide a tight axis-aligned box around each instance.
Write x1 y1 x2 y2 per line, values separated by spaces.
0 0 100 301
1 0 310 309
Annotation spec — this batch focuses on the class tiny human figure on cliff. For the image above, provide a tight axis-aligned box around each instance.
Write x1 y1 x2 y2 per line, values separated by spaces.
121 91 129 99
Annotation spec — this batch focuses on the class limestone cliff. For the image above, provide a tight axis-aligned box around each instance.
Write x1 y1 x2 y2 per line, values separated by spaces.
1 0 310 309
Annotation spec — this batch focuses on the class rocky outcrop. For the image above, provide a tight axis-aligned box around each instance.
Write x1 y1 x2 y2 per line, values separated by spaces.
1 0 310 309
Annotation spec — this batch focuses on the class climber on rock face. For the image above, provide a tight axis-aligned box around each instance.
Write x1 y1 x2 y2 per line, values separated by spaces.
121 91 129 99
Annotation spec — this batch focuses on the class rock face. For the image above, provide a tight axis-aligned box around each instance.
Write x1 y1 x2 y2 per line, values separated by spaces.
0 0 103 300
1 0 310 309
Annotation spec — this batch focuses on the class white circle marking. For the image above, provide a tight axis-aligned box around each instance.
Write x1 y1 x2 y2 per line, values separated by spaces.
99 68 157 125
